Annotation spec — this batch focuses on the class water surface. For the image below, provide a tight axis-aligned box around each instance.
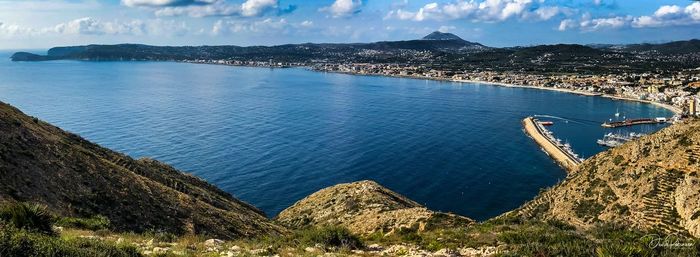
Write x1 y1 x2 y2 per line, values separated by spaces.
0 53 672 220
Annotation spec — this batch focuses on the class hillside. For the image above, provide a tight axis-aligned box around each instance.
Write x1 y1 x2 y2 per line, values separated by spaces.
514 118 700 237
275 180 474 235
0 101 283 239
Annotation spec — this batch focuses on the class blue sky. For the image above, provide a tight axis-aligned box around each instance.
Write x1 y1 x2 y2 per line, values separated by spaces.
0 0 699 49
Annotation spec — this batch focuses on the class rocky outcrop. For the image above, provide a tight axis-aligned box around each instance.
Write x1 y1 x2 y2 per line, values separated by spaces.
515 119 700 237
0 101 283 239
275 180 474 235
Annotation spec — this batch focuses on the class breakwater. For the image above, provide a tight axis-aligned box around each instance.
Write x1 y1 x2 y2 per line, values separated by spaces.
523 117 583 172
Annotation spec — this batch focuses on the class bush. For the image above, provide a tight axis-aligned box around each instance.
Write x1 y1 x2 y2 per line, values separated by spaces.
0 225 141 257
0 202 54 234
55 216 111 231
295 226 363 250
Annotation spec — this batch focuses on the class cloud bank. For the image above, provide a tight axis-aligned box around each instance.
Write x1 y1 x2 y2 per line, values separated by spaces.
384 0 565 22
319 0 363 18
560 2 700 31
124 0 281 18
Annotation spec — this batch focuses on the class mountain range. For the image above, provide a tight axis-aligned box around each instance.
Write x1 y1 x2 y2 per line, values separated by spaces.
11 32 700 74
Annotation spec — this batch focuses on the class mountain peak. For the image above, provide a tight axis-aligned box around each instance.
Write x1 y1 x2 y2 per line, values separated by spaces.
422 31 464 41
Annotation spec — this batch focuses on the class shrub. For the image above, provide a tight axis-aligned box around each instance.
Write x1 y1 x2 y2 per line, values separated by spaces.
294 226 363 250
0 202 54 234
573 200 604 222
0 225 141 257
55 215 111 231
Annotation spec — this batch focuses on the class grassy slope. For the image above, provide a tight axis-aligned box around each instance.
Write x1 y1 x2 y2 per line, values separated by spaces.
0 101 283 239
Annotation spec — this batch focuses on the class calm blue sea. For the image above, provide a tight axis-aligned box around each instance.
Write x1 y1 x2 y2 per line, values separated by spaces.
0 52 672 220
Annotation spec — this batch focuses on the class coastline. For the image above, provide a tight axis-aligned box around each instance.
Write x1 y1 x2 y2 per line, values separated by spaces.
309 69 682 115
452 79 682 115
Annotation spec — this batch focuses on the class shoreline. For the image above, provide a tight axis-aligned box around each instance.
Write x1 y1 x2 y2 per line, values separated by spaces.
451 79 682 115
310 69 682 115
170 61 684 116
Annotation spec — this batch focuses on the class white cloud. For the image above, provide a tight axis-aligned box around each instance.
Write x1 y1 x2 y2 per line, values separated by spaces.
533 6 561 21
385 0 563 22
0 17 189 38
121 0 215 7
581 16 630 30
320 0 363 18
300 20 314 28
560 2 700 31
155 1 240 17
211 18 293 35
51 17 143 35
241 0 277 16
134 0 278 18
0 21 37 37
558 19 577 31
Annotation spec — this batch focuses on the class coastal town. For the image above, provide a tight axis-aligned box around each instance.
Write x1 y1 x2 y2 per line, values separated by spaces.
187 58 700 118
311 63 700 117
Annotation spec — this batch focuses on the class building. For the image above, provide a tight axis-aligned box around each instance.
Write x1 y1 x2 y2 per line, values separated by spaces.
690 98 699 116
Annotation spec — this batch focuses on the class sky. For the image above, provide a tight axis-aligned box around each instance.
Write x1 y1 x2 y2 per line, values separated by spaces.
0 0 699 49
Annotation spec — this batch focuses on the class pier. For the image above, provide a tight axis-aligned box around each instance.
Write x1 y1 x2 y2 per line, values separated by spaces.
523 117 583 172
601 117 667 128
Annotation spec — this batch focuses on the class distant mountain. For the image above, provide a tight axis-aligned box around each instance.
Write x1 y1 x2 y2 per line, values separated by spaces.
612 39 700 54
422 31 464 41
9 38 700 73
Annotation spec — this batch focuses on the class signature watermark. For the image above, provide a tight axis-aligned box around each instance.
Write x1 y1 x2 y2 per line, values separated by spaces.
641 234 695 249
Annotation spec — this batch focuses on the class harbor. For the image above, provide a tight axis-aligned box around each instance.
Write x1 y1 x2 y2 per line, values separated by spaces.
523 117 584 172
601 117 668 128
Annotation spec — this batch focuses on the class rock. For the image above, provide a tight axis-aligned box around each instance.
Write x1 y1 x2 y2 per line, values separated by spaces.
458 246 498 256
230 245 242 251
53 226 64 233
433 248 460 257
220 250 236 257
205 238 224 246
152 247 168 254
249 248 267 255
366 244 383 251
304 247 319 252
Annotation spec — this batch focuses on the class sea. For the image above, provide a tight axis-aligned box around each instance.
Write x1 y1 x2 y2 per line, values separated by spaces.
0 52 673 220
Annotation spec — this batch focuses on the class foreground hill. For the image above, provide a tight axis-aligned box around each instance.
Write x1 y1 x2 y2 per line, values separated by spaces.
515 119 700 237
276 180 474 235
0 101 282 239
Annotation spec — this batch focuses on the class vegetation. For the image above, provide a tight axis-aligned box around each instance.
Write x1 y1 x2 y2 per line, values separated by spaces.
56 215 111 231
362 216 700 257
0 202 140 257
0 203 54 235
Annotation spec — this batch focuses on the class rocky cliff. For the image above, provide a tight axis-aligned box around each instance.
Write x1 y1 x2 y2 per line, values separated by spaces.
515 119 700 237
275 180 474 235
0 101 283 239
